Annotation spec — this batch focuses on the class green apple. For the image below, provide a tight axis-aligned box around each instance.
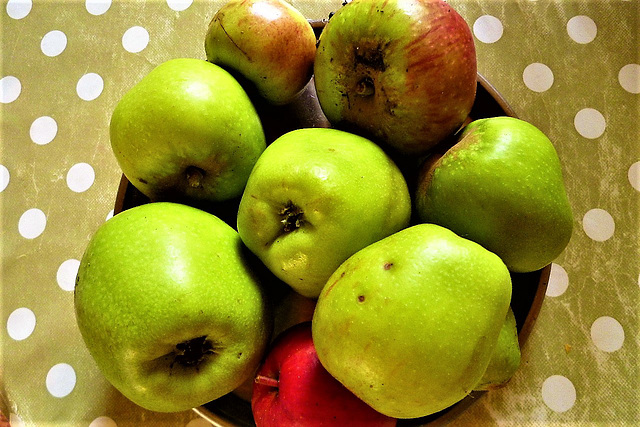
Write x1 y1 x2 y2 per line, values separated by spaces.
236 127 411 298
110 58 266 204
415 116 573 273
74 202 272 412
314 0 477 155
474 307 521 391
312 223 512 419
205 0 317 105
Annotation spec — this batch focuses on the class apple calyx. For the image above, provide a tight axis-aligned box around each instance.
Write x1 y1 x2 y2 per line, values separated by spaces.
352 44 387 98
185 166 206 189
356 77 375 96
279 201 305 232
254 374 279 389
171 335 215 370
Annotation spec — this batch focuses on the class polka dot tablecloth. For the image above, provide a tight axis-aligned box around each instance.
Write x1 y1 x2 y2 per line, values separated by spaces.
1 0 638 425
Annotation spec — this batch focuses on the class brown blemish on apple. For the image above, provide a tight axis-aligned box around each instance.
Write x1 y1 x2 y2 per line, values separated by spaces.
357 295 365 303
354 43 387 72
383 262 393 270
323 271 345 296
217 18 252 61
138 177 148 185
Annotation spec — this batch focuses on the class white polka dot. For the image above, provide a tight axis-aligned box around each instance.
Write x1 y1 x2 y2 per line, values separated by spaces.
582 208 614 242
591 316 624 352
76 73 104 101
167 0 193 12
574 108 606 139
523 63 554 93
18 208 47 239
46 363 76 398
567 15 597 44
57 259 80 292
473 15 503 44
6 0 32 19
67 162 95 192
186 419 214 427
541 375 576 413
106 209 114 221
6 307 36 341
1 75 21 103
89 416 118 427
40 30 67 57
30 116 58 145
122 26 150 53
85 0 111 15
618 63 640 94
629 161 640 192
0 164 9 192
546 263 569 297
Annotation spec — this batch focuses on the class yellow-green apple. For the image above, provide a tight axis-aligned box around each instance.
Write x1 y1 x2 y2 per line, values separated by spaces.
252 322 397 426
236 127 411 298
312 224 512 418
205 0 317 105
415 116 573 273
314 0 477 155
110 58 266 204
74 202 272 412
474 307 521 391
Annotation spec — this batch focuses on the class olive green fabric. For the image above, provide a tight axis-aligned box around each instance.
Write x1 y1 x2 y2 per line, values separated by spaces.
1 0 638 425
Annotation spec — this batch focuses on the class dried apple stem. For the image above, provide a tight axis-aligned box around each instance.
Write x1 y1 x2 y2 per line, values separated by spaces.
255 375 279 388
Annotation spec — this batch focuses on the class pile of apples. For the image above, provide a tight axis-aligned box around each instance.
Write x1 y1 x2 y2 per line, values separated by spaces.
74 0 573 425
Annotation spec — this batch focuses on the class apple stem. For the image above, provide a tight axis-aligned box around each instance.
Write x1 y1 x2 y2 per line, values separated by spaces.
255 375 279 388
186 166 205 188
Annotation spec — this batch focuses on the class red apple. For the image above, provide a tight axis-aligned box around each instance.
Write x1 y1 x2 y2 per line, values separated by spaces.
251 322 396 427
314 0 477 155
205 0 317 105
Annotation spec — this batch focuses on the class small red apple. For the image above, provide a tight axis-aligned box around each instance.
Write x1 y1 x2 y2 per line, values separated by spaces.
251 322 396 427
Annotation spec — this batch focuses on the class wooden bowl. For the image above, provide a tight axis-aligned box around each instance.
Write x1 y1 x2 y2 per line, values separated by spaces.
113 20 550 427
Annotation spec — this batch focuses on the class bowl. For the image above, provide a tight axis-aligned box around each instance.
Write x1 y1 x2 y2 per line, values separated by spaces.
113 20 550 427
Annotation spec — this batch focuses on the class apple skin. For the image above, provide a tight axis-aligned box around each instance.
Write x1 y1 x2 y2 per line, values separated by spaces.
236 127 412 298
415 116 573 273
110 58 266 204
314 0 477 155
205 0 317 105
312 224 512 419
252 322 397 427
474 307 521 391
74 202 272 412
